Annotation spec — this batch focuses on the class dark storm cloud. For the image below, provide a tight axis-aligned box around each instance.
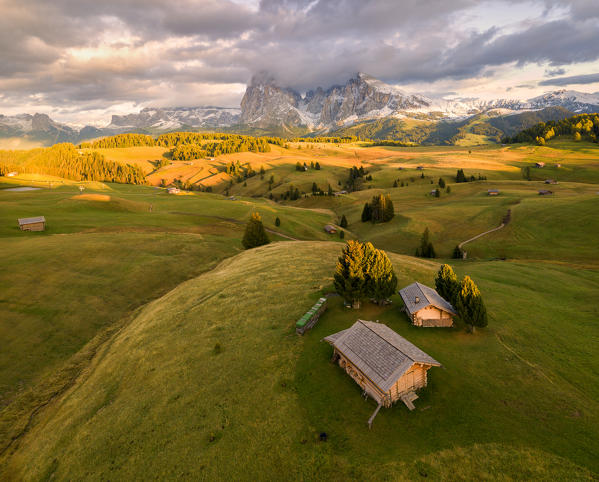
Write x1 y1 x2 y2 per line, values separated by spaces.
539 73 599 86
0 0 597 115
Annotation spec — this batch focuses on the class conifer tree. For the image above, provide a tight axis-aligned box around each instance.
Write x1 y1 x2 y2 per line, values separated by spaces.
334 240 367 308
455 276 488 332
393 179 398 187
340 214 348 228
275 217 281 227
438 177 446 188
361 202 372 222
315 162 321 170
242 212 270 249
415 227 436 258
435 264 459 305
364 244 397 305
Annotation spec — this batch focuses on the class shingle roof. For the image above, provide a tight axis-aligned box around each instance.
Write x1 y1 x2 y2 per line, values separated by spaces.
324 320 440 392
18 216 45 225
398 282 457 316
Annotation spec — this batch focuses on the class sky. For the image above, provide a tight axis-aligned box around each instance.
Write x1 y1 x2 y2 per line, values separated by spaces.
1 0 598 126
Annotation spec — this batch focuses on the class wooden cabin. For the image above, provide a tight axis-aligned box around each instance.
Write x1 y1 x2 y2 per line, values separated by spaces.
167 187 180 194
18 216 46 232
324 224 337 234
544 179 558 184
487 189 500 196
324 320 441 409
539 189 553 195
535 162 545 168
399 282 456 327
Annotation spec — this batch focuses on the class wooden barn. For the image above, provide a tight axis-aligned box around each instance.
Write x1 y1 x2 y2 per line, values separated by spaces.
488 189 500 196
324 320 441 411
535 162 546 168
399 282 457 327
324 224 337 234
18 216 46 232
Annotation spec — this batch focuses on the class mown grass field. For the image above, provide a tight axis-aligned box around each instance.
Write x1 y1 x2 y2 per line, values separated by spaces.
0 138 597 479
1 243 596 479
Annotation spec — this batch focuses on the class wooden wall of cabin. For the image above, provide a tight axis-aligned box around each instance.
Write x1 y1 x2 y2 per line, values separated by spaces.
389 365 429 403
414 306 453 327
20 222 45 231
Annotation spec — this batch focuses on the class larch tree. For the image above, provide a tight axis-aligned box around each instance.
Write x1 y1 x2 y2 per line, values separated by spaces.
242 212 270 249
340 214 348 228
455 275 488 332
435 264 460 305
364 244 398 305
334 240 367 309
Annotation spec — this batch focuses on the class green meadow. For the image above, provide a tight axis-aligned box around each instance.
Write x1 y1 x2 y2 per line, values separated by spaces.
0 138 598 479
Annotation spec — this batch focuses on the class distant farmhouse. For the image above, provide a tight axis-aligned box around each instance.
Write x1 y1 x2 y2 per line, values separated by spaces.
544 179 558 184
6 171 17 177
487 189 500 196
324 320 441 412
399 282 457 327
324 224 337 234
167 187 180 194
535 162 545 168
538 189 553 196
18 216 46 232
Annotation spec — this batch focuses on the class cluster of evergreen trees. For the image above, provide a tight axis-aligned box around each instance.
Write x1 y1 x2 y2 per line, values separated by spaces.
242 212 270 249
169 136 272 160
370 140 414 147
79 133 155 149
361 194 394 223
0 143 145 184
502 113 599 144
292 136 358 143
455 169 486 183
334 241 397 308
347 165 368 191
170 144 206 161
434 264 487 331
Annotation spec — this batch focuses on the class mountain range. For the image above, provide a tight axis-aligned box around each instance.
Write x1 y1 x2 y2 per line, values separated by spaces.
2 73 599 145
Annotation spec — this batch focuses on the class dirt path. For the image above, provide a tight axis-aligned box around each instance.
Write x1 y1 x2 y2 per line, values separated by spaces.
458 223 506 250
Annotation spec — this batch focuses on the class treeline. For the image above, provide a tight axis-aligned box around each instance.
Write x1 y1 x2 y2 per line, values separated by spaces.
0 143 145 184
80 133 155 149
170 137 272 160
502 113 599 144
292 136 358 143
370 140 416 147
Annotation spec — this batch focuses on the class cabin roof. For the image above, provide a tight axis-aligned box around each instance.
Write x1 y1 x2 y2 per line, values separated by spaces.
399 282 457 316
18 216 45 225
324 320 440 391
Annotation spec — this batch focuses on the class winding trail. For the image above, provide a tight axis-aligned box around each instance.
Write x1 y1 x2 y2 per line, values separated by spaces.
458 223 506 250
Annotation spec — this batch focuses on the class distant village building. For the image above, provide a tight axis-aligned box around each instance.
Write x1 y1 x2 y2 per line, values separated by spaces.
487 189 500 196
430 189 438 195
167 187 180 194
324 320 441 410
416 166 424 170
544 179 558 184
399 282 457 327
538 190 553 195
6 172 17 177
18 216 46 232
324 224 337 234
535 162 545 168
555 163 562 168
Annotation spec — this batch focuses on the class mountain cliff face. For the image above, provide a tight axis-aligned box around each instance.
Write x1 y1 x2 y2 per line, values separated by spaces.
239 73 599 130
0 113 78 144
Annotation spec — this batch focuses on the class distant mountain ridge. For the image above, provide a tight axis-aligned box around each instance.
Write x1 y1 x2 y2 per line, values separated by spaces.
1 73 598 145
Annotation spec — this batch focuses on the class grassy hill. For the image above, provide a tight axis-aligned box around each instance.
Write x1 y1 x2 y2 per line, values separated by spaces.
1 242 597 479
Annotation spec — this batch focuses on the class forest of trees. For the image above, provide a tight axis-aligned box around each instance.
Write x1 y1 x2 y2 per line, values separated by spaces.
79 133 155 149
0 143 145 184
502 113 599 144
292 136 358 143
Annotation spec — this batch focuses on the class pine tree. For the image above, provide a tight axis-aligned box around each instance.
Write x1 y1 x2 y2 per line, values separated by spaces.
275 217 281 227
415 227 436 258
339 230 345 239
328 184 333 196
242 212 270 249
315 162 321 170
456 169 467 183
438 177 446 188
334 241 367 309
435 264 459 305
393 179 398 187
434 189 440 198
383 195 395 222
452 245 463 259
364 244 398 305
340 214 348 228
455 276 488 332
361 202 372 222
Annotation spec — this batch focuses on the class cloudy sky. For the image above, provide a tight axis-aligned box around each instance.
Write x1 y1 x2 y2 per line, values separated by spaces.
1 0 598 125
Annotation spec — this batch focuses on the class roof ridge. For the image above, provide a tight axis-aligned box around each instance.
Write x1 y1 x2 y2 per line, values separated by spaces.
359 320 416 363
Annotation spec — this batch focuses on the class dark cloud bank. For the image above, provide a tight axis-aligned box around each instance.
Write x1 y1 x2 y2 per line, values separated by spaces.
0 0 598 114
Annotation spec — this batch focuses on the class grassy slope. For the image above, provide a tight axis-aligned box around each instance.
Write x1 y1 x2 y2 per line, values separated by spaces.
2 242 597 480
0 182 333 454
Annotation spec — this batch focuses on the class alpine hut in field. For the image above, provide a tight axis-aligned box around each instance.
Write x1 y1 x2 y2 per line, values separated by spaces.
324 320 441 411
324 224 337 234
399 282 457 327
18 216 46 232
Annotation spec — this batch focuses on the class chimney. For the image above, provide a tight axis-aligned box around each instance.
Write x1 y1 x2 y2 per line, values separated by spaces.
415 296 420 303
